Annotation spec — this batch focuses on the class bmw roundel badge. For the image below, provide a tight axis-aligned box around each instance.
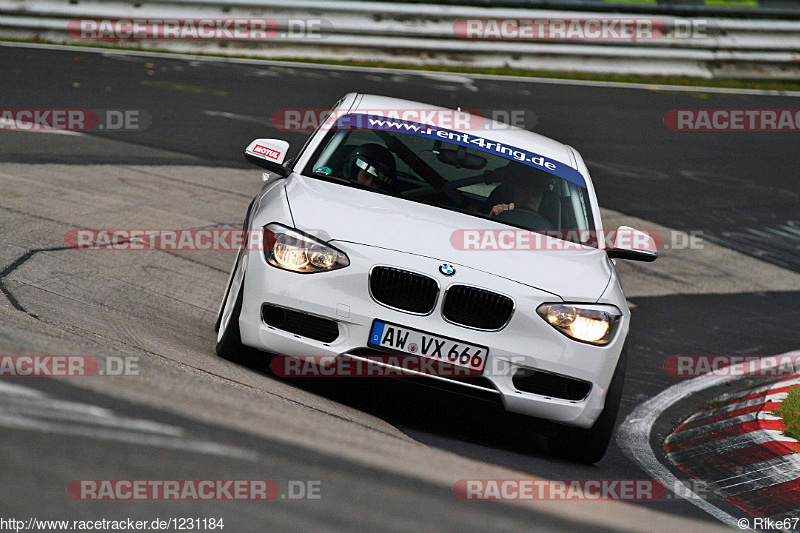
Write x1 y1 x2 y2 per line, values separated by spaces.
439 263 455 276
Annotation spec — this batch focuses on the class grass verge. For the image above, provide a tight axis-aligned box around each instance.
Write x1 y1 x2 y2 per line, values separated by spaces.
772 386 800 442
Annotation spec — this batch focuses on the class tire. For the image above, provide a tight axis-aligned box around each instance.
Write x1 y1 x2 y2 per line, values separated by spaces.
214 251 240 333
215 275 265 370
216 197 255 333
557 346 627 464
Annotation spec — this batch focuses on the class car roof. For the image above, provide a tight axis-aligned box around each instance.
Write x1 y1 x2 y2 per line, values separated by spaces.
345 93 577 170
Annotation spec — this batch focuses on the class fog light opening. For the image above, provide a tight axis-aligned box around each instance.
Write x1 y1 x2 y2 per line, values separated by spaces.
263 306 287 327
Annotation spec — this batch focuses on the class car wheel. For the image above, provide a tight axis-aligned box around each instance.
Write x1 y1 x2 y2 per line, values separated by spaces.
215 275 265 370
557 346 627 464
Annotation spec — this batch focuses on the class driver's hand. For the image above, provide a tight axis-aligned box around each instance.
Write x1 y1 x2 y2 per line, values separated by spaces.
490 202 515 216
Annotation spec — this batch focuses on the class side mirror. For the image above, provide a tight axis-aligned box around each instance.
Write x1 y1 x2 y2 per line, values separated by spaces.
607 226 658 262
244 139 291 177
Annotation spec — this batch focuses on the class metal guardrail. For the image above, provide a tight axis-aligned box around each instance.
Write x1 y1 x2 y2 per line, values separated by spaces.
346 0 800 20
0 0 798 79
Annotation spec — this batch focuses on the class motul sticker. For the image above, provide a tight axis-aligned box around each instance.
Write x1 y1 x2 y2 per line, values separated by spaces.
253 144 280 159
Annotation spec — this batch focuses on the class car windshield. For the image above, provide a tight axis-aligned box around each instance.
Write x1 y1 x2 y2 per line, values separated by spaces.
302 114 596 246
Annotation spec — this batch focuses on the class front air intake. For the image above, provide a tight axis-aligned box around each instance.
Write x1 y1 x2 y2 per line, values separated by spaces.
261 304 340 343
512 368 592 401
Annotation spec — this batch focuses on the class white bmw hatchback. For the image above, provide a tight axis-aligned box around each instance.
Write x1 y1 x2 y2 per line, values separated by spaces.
216 93 656 463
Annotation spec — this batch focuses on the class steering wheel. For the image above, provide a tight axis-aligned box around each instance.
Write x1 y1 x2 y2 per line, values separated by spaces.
493 207 555 231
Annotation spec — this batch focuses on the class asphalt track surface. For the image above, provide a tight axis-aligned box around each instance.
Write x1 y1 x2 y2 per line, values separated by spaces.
1 43 799 531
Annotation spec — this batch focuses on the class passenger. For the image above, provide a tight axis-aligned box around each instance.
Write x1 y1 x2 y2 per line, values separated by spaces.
489 165 550 217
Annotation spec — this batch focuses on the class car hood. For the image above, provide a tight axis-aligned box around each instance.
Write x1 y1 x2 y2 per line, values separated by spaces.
285 175 612 301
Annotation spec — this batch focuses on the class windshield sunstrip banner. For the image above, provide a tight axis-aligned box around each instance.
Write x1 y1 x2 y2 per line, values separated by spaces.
333 113 586 188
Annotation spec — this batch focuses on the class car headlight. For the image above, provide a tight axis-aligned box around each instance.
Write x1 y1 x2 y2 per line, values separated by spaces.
536 303 621 345
263 223 349 274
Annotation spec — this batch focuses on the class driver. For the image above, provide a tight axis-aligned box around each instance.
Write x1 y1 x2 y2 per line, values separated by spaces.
489 165 550 217
344 143 397 191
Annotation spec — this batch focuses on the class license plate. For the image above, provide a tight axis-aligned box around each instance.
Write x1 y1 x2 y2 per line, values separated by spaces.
368 320 488 373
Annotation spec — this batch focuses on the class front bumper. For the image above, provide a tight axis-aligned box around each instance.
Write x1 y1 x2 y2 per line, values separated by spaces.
238 241 628 429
